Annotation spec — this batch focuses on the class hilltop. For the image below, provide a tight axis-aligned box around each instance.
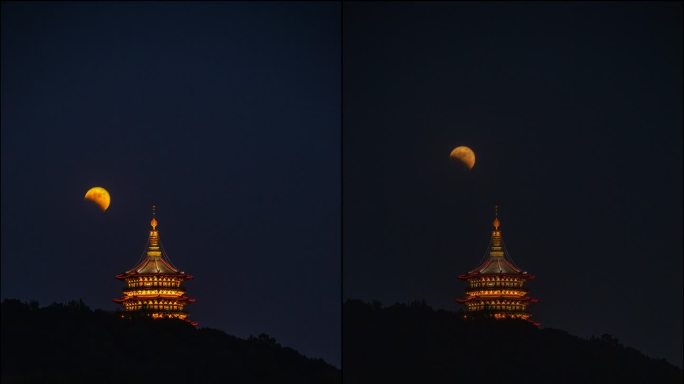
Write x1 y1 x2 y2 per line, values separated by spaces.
343 300 681 384
1 299 340 384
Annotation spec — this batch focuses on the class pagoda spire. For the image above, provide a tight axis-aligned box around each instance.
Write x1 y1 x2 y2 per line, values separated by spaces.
147 205 161 258
489 204 504 257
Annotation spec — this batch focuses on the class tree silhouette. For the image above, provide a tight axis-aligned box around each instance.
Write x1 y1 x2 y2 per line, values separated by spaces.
1 299 339 384
343 300 681 384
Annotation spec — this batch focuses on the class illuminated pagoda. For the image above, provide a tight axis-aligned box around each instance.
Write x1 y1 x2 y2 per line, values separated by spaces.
457 206 538 324
114 206 197 326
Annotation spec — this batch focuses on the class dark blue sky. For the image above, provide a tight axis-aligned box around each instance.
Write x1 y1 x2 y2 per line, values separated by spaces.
2 0 682 372
1 2 340 366
343 2 682 367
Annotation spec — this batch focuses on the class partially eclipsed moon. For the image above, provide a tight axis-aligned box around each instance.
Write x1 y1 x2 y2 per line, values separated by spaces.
450 146 476 170
84 187 111 211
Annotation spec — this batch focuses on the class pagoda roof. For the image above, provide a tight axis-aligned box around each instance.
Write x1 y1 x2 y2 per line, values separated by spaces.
458 208 534 280
113 295 195 303
467 256 522 275
456 296 540 304
456 295 535 303
115 212 192 280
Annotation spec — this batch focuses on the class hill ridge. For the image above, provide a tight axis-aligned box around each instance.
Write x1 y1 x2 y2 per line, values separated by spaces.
343 299 681 384
1 299 340 384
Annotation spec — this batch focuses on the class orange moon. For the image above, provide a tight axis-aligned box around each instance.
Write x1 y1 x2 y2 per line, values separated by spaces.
84 187 111 211
450 146 476 170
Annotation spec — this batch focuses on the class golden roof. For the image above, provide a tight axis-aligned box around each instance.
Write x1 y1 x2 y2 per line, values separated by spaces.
463 206 527 276
116 207 189 279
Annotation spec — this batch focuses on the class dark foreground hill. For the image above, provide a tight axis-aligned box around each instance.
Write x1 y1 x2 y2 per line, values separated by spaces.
343 300 681 384
1 299 339 384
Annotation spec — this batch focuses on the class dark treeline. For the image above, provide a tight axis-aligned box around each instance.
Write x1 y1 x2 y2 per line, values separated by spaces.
343 300 681 384
1 299 339 384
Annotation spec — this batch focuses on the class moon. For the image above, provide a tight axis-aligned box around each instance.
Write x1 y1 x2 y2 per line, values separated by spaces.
84 187 111 211
450 146 476 170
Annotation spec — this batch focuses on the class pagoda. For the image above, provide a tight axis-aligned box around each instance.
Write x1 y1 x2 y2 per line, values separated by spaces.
457 206 538 324
113 206 197 326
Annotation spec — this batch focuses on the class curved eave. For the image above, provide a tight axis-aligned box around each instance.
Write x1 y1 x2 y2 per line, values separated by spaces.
122 286 185 293
115 272 193 280
463 295 534 300
458 272 535 280
119 295 187 300
113 295 195 302
457 295 536 303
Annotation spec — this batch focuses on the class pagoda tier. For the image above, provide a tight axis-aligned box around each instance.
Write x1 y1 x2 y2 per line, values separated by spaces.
114 207 197 326
457 207 538 324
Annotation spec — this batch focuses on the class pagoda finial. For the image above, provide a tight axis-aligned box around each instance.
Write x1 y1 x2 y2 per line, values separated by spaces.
488 205 504 257
493 204 500 230
147 205 161 256
151 204 158 230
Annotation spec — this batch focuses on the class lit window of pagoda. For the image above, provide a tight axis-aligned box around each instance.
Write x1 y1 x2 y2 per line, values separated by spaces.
456 206 538 325
113 206 197 326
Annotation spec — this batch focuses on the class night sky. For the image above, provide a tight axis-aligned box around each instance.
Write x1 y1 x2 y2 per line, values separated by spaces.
343 2 682 368
1 2 340 366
